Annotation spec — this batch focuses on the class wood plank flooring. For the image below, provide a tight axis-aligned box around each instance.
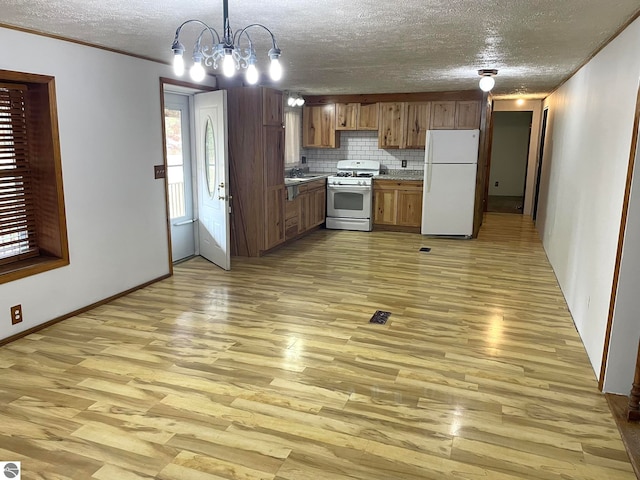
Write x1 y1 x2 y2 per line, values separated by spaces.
0 213 634 479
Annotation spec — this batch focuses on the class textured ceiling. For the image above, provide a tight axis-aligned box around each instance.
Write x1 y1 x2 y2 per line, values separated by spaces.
2 0 639 98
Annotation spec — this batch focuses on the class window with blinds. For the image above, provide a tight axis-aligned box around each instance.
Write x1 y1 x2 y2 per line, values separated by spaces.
0 84 38 265
0 69 68 284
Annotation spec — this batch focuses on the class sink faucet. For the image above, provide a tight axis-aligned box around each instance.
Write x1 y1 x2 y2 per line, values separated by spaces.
289 167 304 178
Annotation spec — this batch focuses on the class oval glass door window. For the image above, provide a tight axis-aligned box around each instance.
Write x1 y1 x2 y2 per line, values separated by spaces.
204 116 216 197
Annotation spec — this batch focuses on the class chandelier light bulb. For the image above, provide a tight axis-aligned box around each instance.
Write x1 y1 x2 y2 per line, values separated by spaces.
287 96 295 107
222 53 236 78
190 61 206 82
173 54 185 77
170 1 283 85
479 75 495 92
295 97 305 107
245 64 259 85
269 58 282 81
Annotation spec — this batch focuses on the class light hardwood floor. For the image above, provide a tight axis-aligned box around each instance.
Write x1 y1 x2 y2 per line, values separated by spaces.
0 213 634 479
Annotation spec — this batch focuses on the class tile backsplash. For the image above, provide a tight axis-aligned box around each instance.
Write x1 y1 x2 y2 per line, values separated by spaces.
302 131 425 173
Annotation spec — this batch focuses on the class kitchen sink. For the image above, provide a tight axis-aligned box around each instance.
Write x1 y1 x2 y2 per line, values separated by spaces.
284 174 326 185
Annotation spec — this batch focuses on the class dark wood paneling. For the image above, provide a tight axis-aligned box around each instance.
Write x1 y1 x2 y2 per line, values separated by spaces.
305 90 484 106
474 94 493 238
228 88 264 257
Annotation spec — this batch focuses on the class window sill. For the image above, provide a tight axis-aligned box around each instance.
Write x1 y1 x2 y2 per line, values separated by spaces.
0 256 69 285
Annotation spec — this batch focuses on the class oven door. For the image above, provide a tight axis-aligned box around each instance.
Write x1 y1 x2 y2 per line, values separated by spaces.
327 184 372 219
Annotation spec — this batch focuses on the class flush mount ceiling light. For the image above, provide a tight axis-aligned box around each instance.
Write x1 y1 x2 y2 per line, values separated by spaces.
286 92 305 107
171 0 282 84
478 69 498 92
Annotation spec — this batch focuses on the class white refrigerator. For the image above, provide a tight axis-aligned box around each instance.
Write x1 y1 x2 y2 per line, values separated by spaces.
421 129 480 236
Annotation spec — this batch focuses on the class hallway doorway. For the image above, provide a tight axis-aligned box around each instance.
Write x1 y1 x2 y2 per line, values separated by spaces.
487 111 533 214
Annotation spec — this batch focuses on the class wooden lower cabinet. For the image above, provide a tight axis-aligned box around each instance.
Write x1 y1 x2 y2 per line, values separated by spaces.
265 185 286 250
373 179 423 232
310 186 326 226
284 179 326 241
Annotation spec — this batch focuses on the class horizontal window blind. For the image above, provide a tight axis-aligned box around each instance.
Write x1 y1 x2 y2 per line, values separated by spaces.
0 83 38 265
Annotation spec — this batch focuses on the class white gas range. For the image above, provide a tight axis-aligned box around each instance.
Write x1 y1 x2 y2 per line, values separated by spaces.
326 160 381 231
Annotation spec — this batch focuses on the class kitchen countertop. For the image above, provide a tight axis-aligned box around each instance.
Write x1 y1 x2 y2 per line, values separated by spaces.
376 170 423 181
284 173 329 186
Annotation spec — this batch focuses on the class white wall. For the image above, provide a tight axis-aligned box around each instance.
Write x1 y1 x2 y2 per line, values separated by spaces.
0 27 216 341
537 17 640 386
303 131 424 173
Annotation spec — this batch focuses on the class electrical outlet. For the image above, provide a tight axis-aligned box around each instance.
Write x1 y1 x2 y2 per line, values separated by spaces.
154 165 166 179
494 181 499 187
11 304 22 325
401 160 407 168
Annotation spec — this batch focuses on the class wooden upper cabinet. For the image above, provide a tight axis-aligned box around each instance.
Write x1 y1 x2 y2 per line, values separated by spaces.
379 101 430 149
378 102 405 149
262 88 283 126
431 100 481 130
303 105 339 148
455 101 481 129
336 103 359 130
405 102 431 149
336 102 379 131
357 103 378 130
431 101 456 129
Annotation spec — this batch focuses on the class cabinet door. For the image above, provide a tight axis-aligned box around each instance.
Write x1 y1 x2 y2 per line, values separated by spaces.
285 197 299 240
378 102 405 149
373 188 397 224
263 125 284 188
336 103 358 130
455 101 481 129
405 102 431 148
263 124 285 250
431 101 456 129
397 189 423 227
262 88 283 126
302 105 339 148
298 192 310 232
358 103 378 130
311 186 326 226
265 185 285 249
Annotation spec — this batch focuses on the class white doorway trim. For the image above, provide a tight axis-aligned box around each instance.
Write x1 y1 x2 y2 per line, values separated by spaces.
159 77 216 274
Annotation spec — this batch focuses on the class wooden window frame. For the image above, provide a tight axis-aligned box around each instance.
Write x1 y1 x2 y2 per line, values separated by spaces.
0 69 68 284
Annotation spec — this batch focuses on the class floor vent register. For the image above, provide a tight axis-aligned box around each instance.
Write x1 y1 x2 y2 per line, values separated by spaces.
370 310 391 325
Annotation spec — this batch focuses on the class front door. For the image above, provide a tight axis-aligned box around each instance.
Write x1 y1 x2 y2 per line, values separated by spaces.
164 93 195 262
194 90 230 270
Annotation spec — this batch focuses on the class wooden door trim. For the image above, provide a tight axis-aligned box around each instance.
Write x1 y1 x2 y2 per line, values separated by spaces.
599 80 640 390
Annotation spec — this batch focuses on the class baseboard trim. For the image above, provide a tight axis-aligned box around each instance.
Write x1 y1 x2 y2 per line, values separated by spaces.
0 273 171 347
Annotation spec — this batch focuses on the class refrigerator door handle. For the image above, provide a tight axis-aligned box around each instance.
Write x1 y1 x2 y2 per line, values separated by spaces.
426 131 433 193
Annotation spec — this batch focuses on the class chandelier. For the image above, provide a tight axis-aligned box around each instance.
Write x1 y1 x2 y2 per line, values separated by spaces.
171 0 282 84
